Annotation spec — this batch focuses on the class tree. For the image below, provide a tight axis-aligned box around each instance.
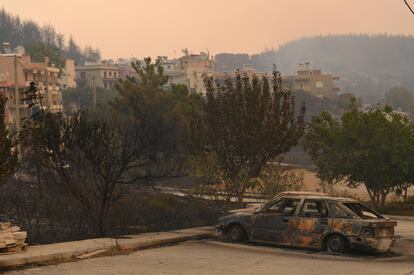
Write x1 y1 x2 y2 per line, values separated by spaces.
385 86 414 117
255 160 304 199
21 58 184 236
189 69 305 202
62 87 119 109
0 97 17 185
25 42 66 69
303 101 414 209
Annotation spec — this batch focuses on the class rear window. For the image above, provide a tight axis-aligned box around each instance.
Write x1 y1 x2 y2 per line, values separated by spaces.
342 203 381 219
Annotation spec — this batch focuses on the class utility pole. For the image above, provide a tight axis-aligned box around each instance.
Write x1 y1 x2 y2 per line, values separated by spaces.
92 78 96 107
45 56 50 108
88 76 96 107
14 54 21 156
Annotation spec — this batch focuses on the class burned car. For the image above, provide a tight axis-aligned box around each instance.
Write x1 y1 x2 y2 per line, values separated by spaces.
218 192 397 253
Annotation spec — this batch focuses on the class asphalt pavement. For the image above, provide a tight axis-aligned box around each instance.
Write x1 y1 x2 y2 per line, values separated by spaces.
7 219 414 275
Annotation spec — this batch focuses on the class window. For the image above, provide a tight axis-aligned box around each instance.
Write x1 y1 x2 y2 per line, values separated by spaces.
265 199 301 216
299 200 328 218
109 71 112 77
342 203 381 219
329 202 352 219
104 71 107 78
80 72 86 80
316 81 324 88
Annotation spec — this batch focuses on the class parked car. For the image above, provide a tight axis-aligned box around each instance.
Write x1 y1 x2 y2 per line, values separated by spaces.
218 192 397 253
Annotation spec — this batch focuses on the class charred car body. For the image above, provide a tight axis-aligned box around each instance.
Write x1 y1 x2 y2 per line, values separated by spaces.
218 192 397 253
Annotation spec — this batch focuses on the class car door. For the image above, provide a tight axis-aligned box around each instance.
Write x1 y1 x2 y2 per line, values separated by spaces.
290 199 331 248
250 198 301 245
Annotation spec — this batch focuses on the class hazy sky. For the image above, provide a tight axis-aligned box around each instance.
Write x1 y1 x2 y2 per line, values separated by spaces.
3 0 414 59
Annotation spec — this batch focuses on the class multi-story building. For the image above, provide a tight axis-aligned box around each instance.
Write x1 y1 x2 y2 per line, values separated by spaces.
59 59 76 90
282 63 340 98
0 43 63 129
75 61 120 89
213 64 267 83
158 50 214 94
117 58 139 79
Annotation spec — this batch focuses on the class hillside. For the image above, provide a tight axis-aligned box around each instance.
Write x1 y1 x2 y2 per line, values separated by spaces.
215 34 414 100
0 8 100 65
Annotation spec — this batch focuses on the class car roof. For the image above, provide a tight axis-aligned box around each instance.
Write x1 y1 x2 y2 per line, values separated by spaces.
276 191 358 202
276 191 330 197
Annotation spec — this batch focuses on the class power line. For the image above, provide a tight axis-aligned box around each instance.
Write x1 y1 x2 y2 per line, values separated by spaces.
404 0 414 15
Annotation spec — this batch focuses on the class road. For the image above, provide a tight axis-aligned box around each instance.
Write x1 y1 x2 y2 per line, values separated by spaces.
8 220 414 275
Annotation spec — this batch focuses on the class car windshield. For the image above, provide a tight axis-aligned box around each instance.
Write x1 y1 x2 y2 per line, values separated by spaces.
342 202 381 219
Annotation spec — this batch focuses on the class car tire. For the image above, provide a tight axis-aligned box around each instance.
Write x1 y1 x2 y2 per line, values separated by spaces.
226 224 247 242
325 234 348 254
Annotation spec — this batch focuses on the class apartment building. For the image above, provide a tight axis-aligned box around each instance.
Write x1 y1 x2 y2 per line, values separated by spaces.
59 59 76 90
0 44 63 129
282 63 340 98
158 50 214 94
75 61 120 89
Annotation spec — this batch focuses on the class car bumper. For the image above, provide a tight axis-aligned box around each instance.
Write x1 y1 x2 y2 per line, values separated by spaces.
349 236 395 253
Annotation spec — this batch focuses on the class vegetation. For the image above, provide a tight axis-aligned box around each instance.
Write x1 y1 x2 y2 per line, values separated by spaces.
25 42 66 68
0 97 17 185
302 100 414 209
254 160 304 199
18 58 186 236
385 86 414 118
188 70 305 202
63 87 119 109
0 8 100 65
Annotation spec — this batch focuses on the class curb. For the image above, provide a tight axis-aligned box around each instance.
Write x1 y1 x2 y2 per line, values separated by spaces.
0 226 218 271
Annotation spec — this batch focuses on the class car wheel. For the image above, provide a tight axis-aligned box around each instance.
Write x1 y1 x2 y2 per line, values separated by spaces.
325 234 347 254
226 224 247 242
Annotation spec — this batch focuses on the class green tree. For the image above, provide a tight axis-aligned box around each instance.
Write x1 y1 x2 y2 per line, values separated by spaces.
21 58 185 236
303 102 414 209
0 97 17 185
255 159 304 199
385 86 414 116
62 87 119 109
189 69 306 202
25 42 66 69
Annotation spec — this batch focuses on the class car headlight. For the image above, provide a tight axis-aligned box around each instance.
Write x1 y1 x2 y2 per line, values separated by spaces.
361 228 375 238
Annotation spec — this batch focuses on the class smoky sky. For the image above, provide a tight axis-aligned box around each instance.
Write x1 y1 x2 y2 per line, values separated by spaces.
4 0 414 58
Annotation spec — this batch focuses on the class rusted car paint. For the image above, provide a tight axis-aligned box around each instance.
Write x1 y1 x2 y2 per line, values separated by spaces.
218 194 397 253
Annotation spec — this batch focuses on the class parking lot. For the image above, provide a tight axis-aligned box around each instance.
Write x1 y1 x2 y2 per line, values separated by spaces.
8 220 414 275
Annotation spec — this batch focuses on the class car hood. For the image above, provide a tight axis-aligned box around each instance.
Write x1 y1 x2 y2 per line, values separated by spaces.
229 203 264 214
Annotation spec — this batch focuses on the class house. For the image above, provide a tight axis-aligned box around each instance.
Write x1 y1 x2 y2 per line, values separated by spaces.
282 63 340 98
75 61 120 89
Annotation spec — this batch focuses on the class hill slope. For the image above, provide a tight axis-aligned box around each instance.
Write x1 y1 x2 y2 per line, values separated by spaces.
215 34 414 99
0 8 100 65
